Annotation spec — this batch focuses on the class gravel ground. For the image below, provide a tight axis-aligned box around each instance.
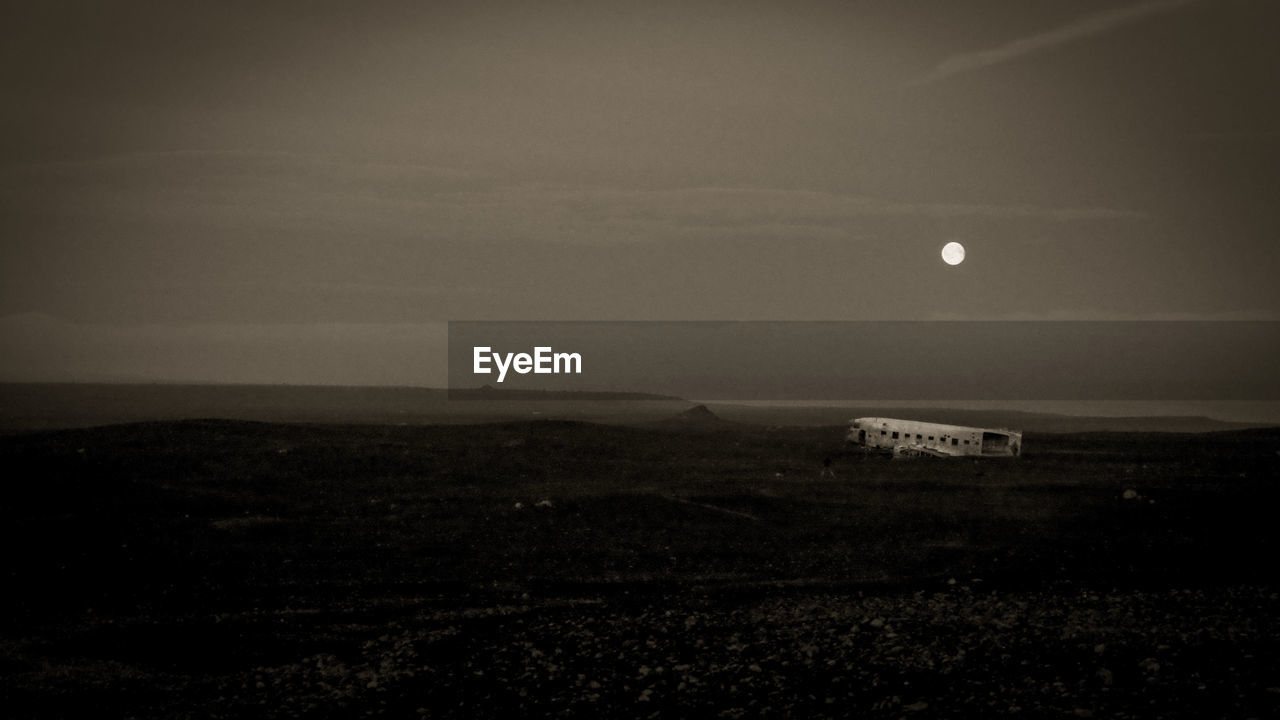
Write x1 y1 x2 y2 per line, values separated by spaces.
4 420 1278 718
10 584 1275 719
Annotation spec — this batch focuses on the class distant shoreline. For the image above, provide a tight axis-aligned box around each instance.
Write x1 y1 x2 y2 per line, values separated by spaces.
703 399 1280 424
1 383 1276 433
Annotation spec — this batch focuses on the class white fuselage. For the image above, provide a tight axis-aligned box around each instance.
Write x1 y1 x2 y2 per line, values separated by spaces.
848 417 1022 457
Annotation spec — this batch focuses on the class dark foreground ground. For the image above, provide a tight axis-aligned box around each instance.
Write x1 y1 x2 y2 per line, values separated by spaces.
3 418 1279 718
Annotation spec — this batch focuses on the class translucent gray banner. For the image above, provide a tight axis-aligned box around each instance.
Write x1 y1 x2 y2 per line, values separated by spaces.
448 321 1280 401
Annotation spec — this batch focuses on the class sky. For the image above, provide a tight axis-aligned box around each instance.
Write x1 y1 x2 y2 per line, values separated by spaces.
1 0 1277 385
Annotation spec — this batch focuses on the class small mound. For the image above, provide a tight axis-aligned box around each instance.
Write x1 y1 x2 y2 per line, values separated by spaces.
666 404 730 426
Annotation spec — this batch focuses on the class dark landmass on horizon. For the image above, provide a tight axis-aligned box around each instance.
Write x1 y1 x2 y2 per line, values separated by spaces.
448 384 685 402
1 382 1275 434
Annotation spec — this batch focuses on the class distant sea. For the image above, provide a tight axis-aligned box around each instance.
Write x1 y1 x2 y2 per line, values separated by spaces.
708 400 1280 425
2 383 1278 432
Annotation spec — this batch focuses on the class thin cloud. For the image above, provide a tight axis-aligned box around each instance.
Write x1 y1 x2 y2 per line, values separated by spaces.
911 0 1202 87
2 151 1147 249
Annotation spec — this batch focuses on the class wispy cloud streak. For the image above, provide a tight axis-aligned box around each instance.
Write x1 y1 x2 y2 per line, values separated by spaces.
912 0 1201 86
0 152 1147 251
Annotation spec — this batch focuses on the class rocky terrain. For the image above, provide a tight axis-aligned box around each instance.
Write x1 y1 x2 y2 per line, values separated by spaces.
3 417 1278 717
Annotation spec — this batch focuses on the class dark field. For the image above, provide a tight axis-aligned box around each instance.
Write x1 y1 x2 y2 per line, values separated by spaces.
3 418 1280 718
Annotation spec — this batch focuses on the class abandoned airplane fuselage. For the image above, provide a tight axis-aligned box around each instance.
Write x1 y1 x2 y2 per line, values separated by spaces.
848 417 1022 458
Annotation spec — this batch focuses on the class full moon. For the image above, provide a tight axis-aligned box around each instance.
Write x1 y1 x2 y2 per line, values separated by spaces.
941 241 966 266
